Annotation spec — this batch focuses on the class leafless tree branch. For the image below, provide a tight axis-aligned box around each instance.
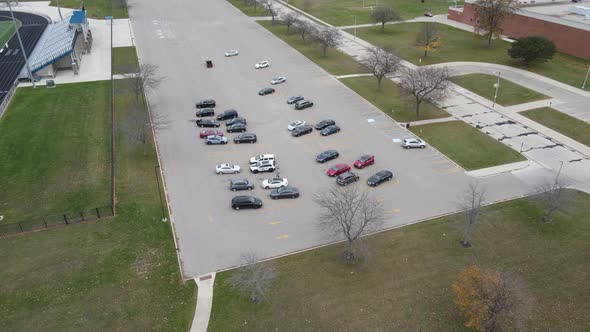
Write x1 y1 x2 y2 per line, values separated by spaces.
360 46 402 91
457 181 486 247
312 26 342 57
398 66 451 119
474 0 521 48
370 6 401 32
228 252 276 304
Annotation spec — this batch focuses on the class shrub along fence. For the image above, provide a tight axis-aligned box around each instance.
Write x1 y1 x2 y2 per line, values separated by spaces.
0 205 114 237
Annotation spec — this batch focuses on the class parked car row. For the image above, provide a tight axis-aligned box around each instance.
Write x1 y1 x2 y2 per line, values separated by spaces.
315 150 394 187
195 100 257 145
288 119 340 138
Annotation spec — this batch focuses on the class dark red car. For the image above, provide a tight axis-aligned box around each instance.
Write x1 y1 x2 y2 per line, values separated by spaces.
326 163 351 177
353 154 375 169
199 129 224 138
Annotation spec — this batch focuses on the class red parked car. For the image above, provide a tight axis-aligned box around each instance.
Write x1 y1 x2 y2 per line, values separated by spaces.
199 129 224 138
353 154 375 169
326 163 351 177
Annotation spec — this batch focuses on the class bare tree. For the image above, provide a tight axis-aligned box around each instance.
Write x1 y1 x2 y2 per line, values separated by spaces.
124 63 166 102
536 170 568 223
314 185 385 263
360 46 402 91
313 26 342 57
474 0 520 48
279 12 299 33
245 0 259 13
293 20 315 42
415 22 441 57
453 266 533 332
457 181 486 247
258 0 278 24
128 105 169 156
228 252 276 304
371 6 401 32
398 66 451 119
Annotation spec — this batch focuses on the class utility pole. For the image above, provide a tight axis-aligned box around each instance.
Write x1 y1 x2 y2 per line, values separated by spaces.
492 71 500 108
582 65 590 90
353 15 357 39
5 0 35 87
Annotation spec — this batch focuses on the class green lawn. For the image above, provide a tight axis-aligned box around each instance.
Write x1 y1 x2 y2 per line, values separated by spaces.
410 121 525 170
0 79 196 331
0 81 111 223
209 189 590 331
340 76 449 121
0 21 17 47
347 23 590 91
47 0 128 18
286 0 461 25
113 46 139 74
521 107 590 147
451 74 548 106
227 0 269 16
258 20 366 76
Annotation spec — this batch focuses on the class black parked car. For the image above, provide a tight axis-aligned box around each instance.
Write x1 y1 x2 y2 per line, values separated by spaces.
231 196 263 210
294 100 314 110
367 170 394 187
234 133 257 144
291 124 313 137
196 108 215 117
227 122 247 133
217 109 238 121
270 186 300 199
320 125 341 136
258 87 275 96
314 119 336 130
196 99 216 108
230 179 254 191
196 119 220 128
286 95 304 104
316 149 339 163
226 117 247 126
336 171 359 186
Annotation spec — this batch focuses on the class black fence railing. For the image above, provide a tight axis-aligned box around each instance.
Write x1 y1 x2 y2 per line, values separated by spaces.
0 205 114 237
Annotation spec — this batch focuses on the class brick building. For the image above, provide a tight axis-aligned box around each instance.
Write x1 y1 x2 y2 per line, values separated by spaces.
448 0 590 60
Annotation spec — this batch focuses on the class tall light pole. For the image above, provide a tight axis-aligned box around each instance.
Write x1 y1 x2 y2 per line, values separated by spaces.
353 15 357 39
5 0 35 87
55 0 63 20
582 65 590 90
492 71 501 108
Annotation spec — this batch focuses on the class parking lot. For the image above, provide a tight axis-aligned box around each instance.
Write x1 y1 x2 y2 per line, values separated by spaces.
129 0 537 278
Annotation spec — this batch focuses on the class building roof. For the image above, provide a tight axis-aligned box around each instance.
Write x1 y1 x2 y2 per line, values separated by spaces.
22 17 77 75
69 10 86 24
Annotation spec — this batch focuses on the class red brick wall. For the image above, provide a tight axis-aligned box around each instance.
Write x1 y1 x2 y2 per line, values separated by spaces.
448 3 590 60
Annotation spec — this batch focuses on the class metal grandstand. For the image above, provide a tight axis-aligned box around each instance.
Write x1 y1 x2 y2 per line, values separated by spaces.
23 17 78 75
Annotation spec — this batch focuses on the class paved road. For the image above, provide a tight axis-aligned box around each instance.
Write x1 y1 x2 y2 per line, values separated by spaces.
129 0 539 278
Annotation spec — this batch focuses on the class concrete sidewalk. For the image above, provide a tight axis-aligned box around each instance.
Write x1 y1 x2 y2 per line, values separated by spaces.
190 273 216 332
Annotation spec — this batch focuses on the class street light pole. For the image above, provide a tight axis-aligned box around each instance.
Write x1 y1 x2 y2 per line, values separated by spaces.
582 65 590 90
5 0 35 87
55 0 63 20
353 15 357 39
492 71 501 108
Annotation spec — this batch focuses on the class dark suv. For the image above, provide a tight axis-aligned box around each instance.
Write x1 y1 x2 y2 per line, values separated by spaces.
316 149 339 163
196 99 216 108
291 124 313 137
196 108 215 117
295 100 314 110
230 179 254 191
231 196 263 210
217 109 239 121
336 171 359 186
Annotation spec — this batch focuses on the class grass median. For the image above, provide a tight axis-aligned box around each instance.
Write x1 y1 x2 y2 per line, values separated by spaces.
451 74 548 106
0 79 196 330
209 189 590 331
410 121 526 170
257 20 367 76
113 46 139 75
347 23 590 91
521 107 590 147
227 0 269 16
340 76 450 122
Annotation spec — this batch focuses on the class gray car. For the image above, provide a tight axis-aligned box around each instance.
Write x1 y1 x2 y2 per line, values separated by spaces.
230 179 254 191
227 123 247 133
205 135 228 145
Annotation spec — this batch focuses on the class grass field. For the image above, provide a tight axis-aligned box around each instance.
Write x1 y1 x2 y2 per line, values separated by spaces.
0 81 111 223
410 121 526 170
521 108 590 147
451 74 548 106
227 0 269 16
286 0 461 25
0 79 196 331
209 189 590 331
258 20 366 76
41 0 129 18
340 76 449 122
0 21 17 47
347 23 590 91
113 46 139 74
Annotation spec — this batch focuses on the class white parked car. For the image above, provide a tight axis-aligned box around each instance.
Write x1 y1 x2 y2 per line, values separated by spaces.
287 120 306 131
250 160 276 173
262 177 288 189
225 50 239 57
402 138 426 149
249 154 275 165
255 60 270 69
270 76 286 85
216 163 241 174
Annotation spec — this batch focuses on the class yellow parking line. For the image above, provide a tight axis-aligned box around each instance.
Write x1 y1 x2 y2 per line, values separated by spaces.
388 208 401 214
208 214 213 223
269 221 282 225
276 234 289 240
